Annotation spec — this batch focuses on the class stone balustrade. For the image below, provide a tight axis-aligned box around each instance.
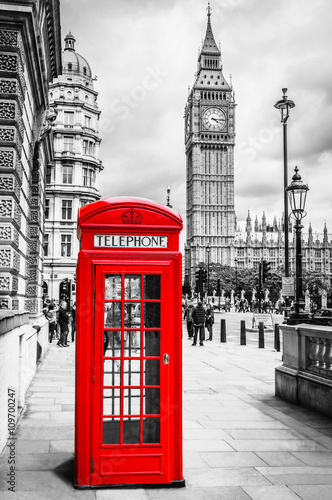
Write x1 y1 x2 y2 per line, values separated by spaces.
275 323 332 418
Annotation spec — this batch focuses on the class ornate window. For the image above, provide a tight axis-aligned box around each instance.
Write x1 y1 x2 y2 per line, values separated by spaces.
62 200 72 220
64 135 74 151
83 167 95 187
45 199 50 219
62 165 73 184
43 234 49 257
61 234 72 257
64 111 74 127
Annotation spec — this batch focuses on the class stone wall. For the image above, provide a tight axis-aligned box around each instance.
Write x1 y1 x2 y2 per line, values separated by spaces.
0 311 49 454
275 323 332 418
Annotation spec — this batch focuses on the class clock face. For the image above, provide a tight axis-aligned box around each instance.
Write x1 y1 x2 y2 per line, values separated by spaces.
203 108 226 131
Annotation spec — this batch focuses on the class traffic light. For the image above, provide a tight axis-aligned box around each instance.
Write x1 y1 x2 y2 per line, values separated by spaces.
202 269 207 283
262 260 271 283
195 269 201 292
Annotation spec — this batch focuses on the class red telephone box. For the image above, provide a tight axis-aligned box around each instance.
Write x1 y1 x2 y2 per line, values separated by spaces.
75 197 185 489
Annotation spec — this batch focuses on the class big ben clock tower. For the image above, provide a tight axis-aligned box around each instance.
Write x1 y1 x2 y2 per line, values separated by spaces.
184 5 236 289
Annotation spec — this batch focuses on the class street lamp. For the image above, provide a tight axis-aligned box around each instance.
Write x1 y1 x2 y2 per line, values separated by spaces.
274 88 295 279
206 245 210 297
286 166 309 323
234 257 238 297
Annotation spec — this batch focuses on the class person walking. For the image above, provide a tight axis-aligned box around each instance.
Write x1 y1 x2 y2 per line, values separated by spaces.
205 302 214 341
47 301 58 343
70 302 76 342
183 301 194 339
58 300 70 347
192 301 206 346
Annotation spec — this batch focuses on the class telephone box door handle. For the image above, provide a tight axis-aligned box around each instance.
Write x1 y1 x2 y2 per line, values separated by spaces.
163 353 169 365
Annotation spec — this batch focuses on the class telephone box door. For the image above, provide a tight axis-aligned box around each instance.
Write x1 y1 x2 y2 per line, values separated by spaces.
92 263 172 485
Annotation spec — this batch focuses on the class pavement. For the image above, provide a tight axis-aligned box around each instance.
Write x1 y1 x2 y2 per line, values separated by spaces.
1 312 332 499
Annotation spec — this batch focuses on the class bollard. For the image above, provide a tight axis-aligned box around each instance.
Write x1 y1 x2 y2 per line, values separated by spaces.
220 319 226 342
274 323 280 352
240 320 246 345
258 322 265 348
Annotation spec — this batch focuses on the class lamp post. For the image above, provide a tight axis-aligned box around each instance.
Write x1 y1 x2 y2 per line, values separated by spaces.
274 88 295 281
234 257 238 298
206 245 210 298
286 167 309 323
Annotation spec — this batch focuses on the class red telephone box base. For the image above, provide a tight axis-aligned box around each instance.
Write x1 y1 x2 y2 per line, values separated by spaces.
74 479 185 490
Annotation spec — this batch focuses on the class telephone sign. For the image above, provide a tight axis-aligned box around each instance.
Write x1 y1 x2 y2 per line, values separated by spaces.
75 197 184 489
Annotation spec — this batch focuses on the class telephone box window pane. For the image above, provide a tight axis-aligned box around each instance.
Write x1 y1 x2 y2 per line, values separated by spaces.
144 359 160 386
144 388 160 414
144 275 160 299
124 303 141 328
105 275 122 300
104 331 121 357
105 303 122 328
103 418 120 444
143 417 160 444
123 360 141 386
124 275 141 299
144 303 160 328
103 359 121 386
123 331 140 357
103 388 120 415
123 388 141 415
144 331 160 356
123 419 140 444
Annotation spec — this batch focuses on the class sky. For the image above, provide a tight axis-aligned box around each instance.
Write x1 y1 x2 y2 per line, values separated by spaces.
60 0 332 249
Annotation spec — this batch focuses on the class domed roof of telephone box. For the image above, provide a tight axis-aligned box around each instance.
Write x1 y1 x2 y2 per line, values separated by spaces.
78 197 183 232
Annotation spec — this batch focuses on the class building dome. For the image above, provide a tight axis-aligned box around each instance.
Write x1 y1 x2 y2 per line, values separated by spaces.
62 32 92 78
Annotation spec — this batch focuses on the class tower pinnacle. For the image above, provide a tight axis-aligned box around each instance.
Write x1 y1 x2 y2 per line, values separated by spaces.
201 3 221 56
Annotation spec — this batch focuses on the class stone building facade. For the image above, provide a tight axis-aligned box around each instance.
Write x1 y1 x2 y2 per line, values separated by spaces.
235 211 332 282
43 33 103 303
0 0 61 313
184 7 236 289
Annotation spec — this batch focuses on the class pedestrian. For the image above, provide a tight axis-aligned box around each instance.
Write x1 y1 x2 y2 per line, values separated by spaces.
205 302 214 341
192 301 206 346
70 302 76 342
47 301 58 343
58 300 70 347
183 301 194 339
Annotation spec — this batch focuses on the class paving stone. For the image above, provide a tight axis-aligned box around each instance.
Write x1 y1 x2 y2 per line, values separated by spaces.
242 485 301 500
256 466 332 485
184 467 270 487
50 440 74 453
96 490 149 500
225 439 329 452
200 451 267 468
291 451 332 466
146 486 251 499
14 440 50 454
16 452 73 470
289 485 332 500
255 451 307 466
227 429 310 440
184 428 231 440
28 405 62 412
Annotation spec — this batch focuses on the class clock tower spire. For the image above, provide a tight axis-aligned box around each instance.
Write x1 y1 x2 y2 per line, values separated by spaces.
184 6 236 291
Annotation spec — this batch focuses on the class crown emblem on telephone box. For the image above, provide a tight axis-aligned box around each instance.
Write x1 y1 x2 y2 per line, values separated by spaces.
121 209 143 224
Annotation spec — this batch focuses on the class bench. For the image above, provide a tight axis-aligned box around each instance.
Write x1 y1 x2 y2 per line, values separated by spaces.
252 313 273 330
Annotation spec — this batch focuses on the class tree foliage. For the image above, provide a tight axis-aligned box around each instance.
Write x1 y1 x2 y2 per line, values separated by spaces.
195 262 331 306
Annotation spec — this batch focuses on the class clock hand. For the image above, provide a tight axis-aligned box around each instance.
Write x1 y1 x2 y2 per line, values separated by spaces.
211 117 224 123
